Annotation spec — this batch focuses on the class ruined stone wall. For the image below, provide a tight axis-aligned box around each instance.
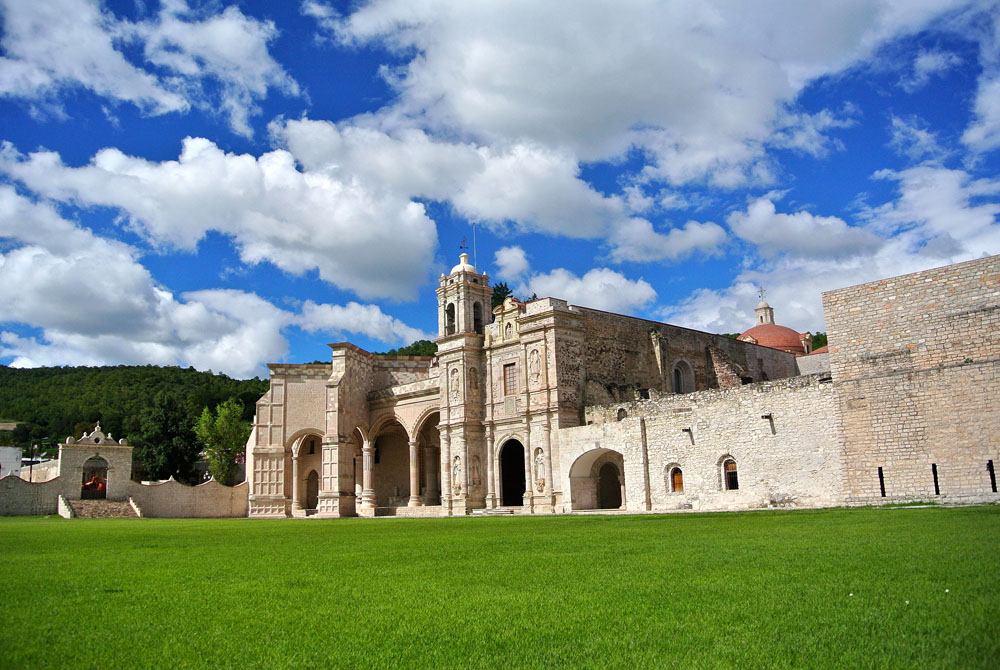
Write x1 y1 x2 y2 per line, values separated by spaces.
557 374 841 513
371 357 435 390
824 254 1000 503
572 307 797 404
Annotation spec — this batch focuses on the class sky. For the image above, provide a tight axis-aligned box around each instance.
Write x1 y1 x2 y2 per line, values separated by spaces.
1 0 999 379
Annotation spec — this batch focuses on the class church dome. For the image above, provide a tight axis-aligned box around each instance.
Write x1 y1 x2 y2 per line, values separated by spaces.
450 252 476 274
739 324 809 355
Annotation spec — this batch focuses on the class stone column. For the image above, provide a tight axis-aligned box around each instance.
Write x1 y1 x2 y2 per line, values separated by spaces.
423 446 438 503
291 453 302 513
408 440 422 507
523 428 532 509
361 439 376 508
485 429 496 508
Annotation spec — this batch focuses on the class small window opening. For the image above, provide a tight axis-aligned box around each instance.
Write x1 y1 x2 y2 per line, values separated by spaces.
308 438 316 455
723 459 739 491
638 388 650 400
473 302 483 334
988 460 997 493
932 463 940 495
446 303 456 335
671 467 683 493
878 467 886 497
503 363 517 396
616 408 627 421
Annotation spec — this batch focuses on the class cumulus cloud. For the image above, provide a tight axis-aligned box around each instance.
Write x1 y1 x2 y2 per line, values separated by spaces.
728 197 883 260
521 267 656 314
0 187 428 376
320 0 961 185
494 246 530 282
660 164 1000 334
609 218 727 263
0 138 438 300
0 0 297 135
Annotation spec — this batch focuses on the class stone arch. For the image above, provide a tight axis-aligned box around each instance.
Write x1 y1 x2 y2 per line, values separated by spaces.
81 456 109 500
304 469 319 510
412 410 441 505
285 428 325 456
569 448 626 511
370 417 411 507
673 359 694 393
473 301 484 334
446 303 456 335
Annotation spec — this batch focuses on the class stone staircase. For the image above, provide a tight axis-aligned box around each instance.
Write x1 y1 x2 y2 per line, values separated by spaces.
66 499 139 519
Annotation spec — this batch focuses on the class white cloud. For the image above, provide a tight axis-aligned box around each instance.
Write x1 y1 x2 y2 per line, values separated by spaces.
296 301 429 344
0 0 186 115
963 74 1000 153
887 115 950 162
660 164 1000 334
0 0 297 135
609 218 727 263
494 246 529 282
728 197 883 260
900 49 962 92
324 0 961 186
521 267 656 314
0 186 429 376
0 138 438 300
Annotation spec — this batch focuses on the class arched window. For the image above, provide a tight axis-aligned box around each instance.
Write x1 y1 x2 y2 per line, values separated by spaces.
673 360 694 393
723 458 739 491
446 303 456 335
616 408 627 421
473 302 483 334
670 467 683 492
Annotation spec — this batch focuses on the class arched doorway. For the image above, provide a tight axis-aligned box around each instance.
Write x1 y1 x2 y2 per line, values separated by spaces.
305 470 319 510
372 420 410 507
81 456 108 499
569 448 626 510
499 440 525 506
598 463 623 509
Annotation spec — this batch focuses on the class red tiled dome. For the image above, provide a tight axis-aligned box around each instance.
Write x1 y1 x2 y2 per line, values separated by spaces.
739 324 809 355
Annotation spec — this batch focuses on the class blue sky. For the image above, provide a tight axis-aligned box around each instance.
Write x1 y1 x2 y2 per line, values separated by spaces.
1 0 999 378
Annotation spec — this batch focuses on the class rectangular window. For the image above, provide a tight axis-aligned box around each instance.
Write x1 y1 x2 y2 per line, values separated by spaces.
932 463 940 495
503 363 517 396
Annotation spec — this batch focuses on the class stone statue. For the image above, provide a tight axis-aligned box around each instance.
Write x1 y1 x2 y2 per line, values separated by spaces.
534 448 546 493
471 455 482 486
529 349 541 384
450 367 460 402
452 455 462 495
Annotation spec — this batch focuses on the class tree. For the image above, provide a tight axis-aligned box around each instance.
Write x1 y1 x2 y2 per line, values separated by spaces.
133 392 200 483
810 332 828 349
195 398 251 486
491 281 513 310
378 340 438 357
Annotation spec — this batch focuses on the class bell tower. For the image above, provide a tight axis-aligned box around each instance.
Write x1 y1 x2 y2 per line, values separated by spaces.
435 253 492 515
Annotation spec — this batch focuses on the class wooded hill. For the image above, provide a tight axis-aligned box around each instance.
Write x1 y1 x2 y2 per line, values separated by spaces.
0 365 268 453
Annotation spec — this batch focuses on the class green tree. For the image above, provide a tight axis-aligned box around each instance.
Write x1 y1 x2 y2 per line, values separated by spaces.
379 340 438 357
491 281 513 310
195 398 251 486
810 332 828 349
133 392 200 483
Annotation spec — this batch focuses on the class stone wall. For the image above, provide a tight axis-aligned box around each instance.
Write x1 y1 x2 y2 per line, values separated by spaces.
824 254 1000 504
0 475 67 515
127 479 249 517
796 353 830 375
557 374 842 513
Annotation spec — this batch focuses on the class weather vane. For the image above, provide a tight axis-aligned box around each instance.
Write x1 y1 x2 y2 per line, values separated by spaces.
758 286 766 301
459 236 468 251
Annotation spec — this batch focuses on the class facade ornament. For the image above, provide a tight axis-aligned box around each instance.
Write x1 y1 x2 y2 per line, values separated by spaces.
452 455 462 496
449 367 460 402
534 448 546 493
504 322 513 340
529 349 541 384
468 367 479 398
471 455 482 486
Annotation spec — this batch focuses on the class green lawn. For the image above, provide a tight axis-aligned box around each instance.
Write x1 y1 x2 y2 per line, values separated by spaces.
2 507 998 669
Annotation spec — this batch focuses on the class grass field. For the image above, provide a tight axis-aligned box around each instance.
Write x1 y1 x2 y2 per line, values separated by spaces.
1 507 998 669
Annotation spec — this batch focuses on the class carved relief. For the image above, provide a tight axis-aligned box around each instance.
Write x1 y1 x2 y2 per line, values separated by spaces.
449 367 460 402
471 455 482 486
534 448 546 493
452 455 462 495
468 367 479 399
528 348 541 385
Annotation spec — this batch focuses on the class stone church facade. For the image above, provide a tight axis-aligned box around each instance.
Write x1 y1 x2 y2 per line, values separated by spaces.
246 253 1000 518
